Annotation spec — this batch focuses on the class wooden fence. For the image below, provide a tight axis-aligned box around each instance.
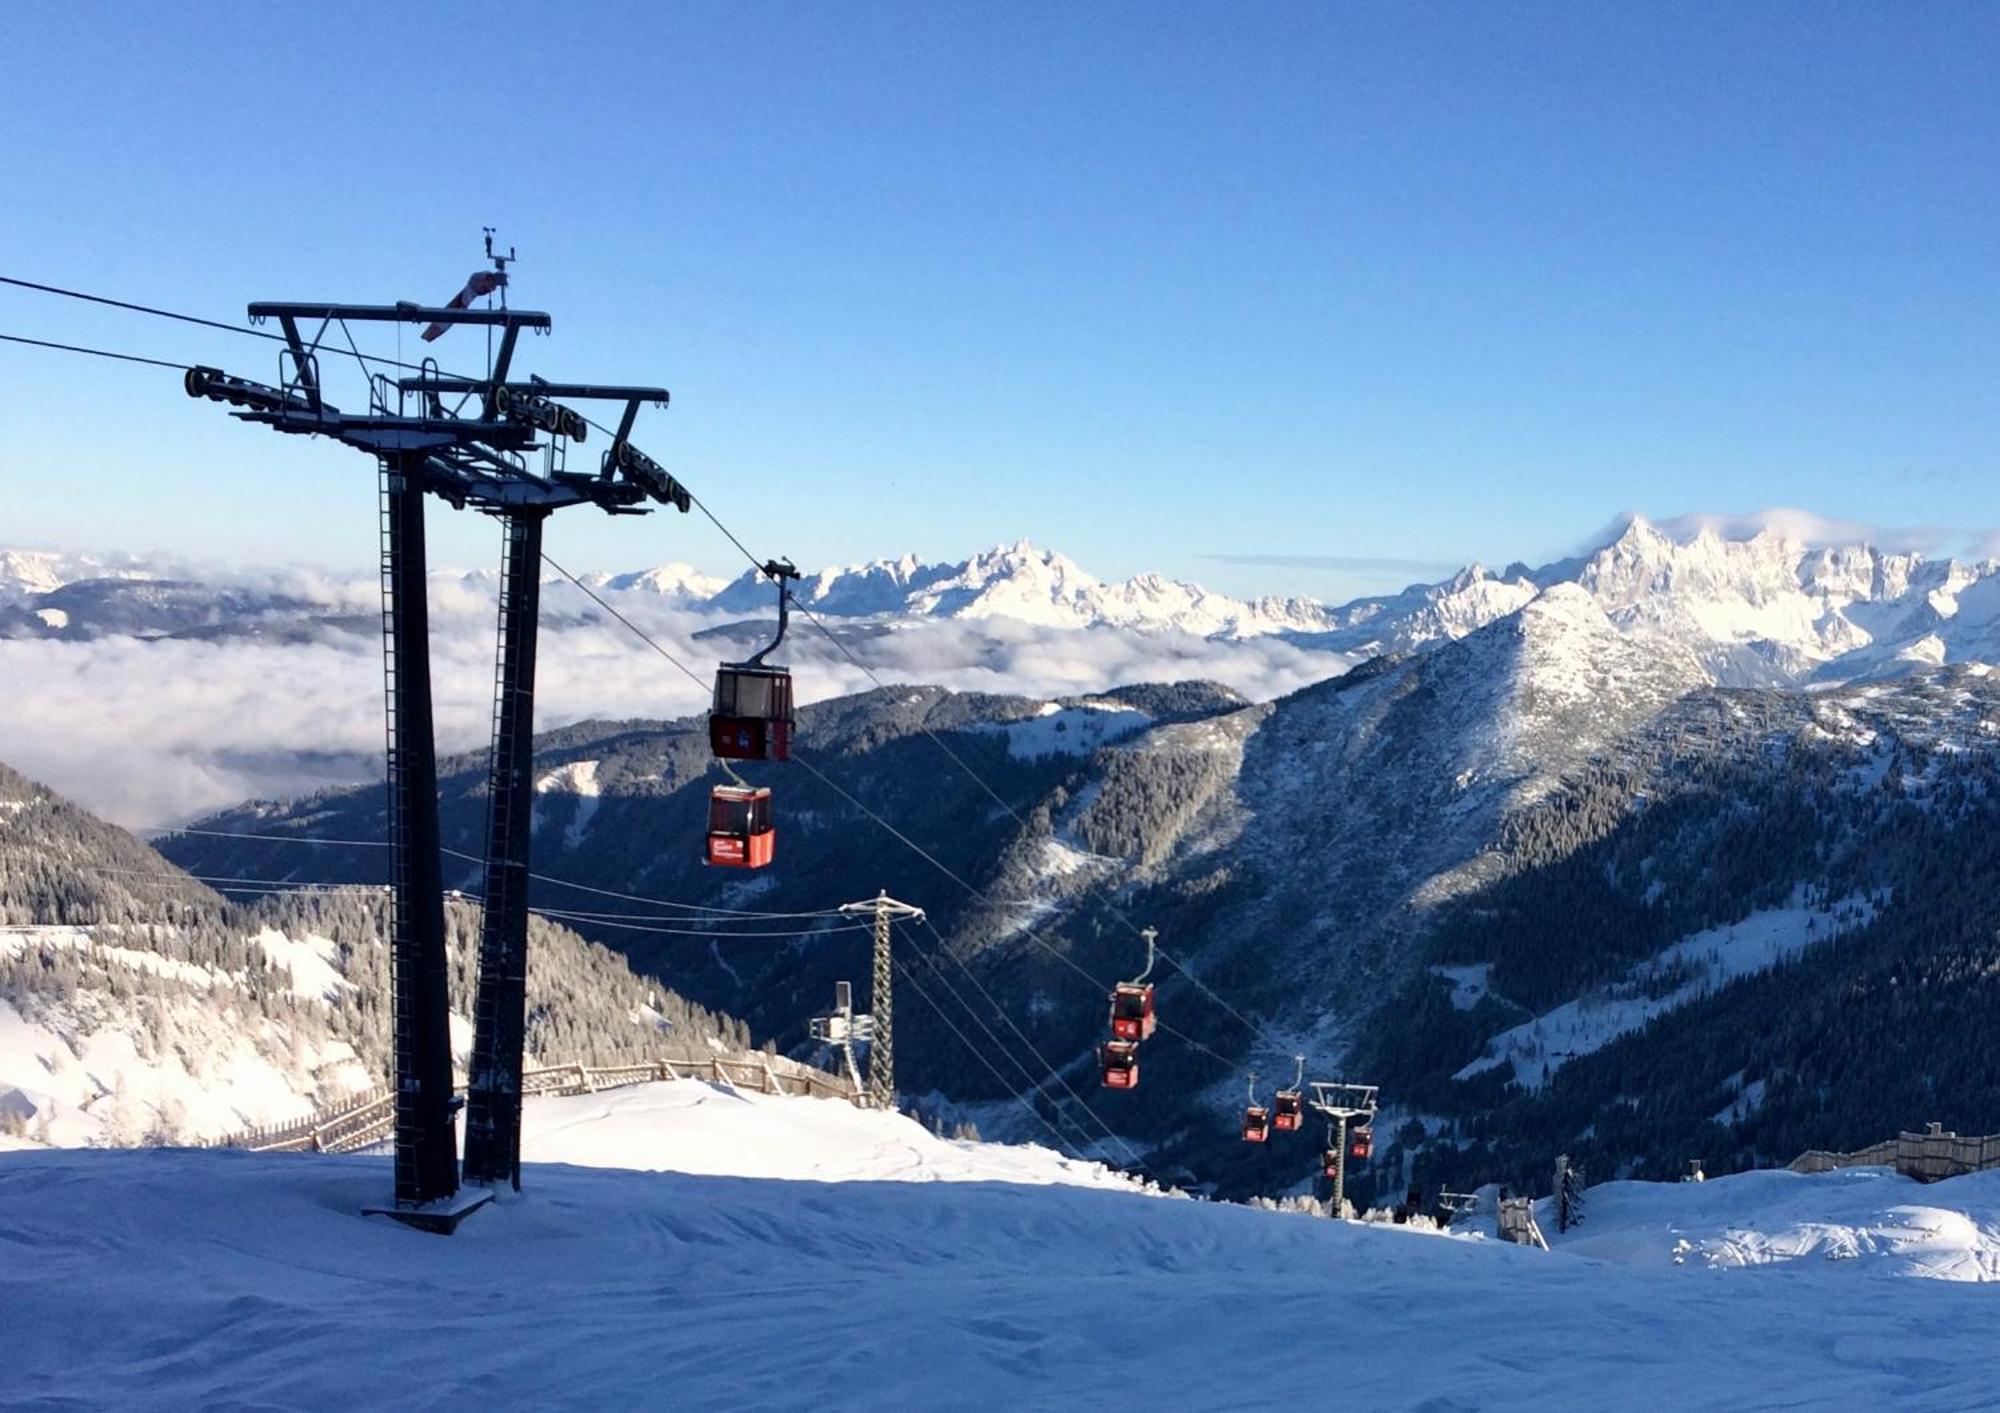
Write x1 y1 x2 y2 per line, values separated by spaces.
202 1054 859 1157
1789 1123 2000 1184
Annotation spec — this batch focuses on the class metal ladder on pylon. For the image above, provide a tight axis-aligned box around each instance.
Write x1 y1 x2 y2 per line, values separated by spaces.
468 517 524 1091
378 459 421 1200
463 509 545 1189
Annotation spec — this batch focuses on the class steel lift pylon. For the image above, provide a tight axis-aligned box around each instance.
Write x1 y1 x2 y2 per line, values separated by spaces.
187 261 687 1230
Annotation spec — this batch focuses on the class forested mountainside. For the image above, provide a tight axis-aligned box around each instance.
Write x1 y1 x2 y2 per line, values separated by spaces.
1351 669 2000 1198
0 768 754 1145
160 604 2000 1199
0 762 229 924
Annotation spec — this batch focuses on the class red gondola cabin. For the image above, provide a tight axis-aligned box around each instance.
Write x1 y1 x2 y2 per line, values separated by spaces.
1272 1090 1303 1132
1347 1126 1374 1162
1323 1148 1342 1179
1099 1040 1140 1090
1108 982 1156 1042
707 785 775 869
1242 1106 1270 1143
710 664 794 762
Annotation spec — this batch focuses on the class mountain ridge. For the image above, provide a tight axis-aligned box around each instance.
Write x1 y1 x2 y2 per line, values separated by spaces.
12 514 2000 690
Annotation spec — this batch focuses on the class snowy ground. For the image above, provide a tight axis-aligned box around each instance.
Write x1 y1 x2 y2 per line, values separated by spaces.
520 1079 1138 1189
7 1080 2000 1409
1553 1165 2000 1281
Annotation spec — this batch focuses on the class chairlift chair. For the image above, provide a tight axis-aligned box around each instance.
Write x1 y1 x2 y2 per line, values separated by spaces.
706 784 774 869
1099 1040 1140 1090
710 559 799 762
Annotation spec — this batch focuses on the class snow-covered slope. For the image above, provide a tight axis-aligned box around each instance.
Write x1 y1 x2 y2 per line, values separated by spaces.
6 1083 2000 1408
1562 515 2000 685
522 1077 1140 1189
0 955 369 1147
1553 1164 2000 1282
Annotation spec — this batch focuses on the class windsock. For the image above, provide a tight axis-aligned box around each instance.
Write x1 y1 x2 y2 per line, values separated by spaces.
420 270 506 342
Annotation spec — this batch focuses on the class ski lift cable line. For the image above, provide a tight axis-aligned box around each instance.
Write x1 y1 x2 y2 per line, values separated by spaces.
74 863 876 940
0 275 496 382
0 332 194 371
524 903 854 924
143 826 845 921
678 490 1288 1057
530 909 876 940
0 274 294 346
533 531 1209 1068
890 955 1093 1162
510 544 1238 1070
917 914 1144 1155
786 751 1102 990
527 551 1151 1015
791 748 1233 1067
903 943 1103 1157
908 946 1147 1174
537 553 713 695
909 922 1144 1167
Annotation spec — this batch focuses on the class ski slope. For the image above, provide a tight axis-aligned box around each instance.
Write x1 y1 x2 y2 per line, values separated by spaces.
6 1081 2000 1409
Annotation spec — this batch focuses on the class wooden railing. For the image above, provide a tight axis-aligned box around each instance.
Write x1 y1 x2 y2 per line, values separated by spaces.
1790 1123 2000 1183
201 1054 858 1156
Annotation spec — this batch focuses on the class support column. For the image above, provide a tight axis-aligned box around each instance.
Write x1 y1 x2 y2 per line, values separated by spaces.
1332 1115 1348 1218
464 509 546 1190
868 898 895 1111
380 456 461 1209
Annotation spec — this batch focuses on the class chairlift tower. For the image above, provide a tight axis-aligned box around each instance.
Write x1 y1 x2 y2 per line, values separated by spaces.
1307 1080 1379 1218
186 242 689 1230
838 892 925 1109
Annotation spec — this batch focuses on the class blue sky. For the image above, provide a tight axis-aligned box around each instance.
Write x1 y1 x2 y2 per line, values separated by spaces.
3 2 1997 601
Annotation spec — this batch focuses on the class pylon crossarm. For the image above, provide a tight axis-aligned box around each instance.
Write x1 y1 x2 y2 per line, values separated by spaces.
394 376 669 403
249 301 553 330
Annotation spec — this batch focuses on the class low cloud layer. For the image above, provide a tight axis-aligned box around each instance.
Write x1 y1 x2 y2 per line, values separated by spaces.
1 591 1351 828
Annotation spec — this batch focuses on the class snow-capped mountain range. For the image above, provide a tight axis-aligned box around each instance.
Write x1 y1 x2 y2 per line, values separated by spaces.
703 540 1340 637
7 512 2000 687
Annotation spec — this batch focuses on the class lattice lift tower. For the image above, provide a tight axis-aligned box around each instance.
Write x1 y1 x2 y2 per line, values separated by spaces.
185 244 688 1231
838 892 925 1109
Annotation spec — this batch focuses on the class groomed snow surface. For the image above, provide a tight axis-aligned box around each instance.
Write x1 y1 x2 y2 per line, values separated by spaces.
7 1081 2000 1410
